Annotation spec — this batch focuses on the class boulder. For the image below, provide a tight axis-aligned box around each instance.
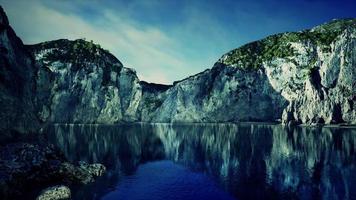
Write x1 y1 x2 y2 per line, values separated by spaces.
59 161 106 184
36 185 71 200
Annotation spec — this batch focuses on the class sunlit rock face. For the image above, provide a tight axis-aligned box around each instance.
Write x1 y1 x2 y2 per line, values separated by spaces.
27 39 288 123
0 7 39 139
27 40 174 124
146 65 288 122
154 19 355 124
263 22 356 124
47 124 356 200
27 39 143 123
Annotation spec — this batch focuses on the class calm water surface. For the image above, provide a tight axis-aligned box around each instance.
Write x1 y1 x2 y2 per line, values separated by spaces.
45 123 356 200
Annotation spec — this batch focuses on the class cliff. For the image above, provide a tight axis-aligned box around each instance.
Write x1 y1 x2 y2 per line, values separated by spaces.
0 7 39 140
27 19 355 125
152 19 356 124
0 5 354 126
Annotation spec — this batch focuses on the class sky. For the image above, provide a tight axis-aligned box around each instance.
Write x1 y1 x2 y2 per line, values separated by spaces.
1 0 355 84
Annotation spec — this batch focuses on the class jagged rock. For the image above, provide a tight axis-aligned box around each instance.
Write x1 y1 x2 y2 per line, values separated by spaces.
36 185 71 200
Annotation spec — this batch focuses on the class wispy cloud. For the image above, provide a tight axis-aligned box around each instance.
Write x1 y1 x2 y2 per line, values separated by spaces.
1 0 198 84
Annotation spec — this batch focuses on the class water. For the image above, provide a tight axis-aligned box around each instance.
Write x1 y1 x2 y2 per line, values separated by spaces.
45 123 356 200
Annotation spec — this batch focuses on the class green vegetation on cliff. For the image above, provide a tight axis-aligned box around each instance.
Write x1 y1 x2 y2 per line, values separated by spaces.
27 39 124 86
221 19 355 70
27 39 121 68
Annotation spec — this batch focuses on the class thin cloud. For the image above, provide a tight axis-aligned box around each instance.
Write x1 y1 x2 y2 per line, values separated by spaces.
1 0 194 84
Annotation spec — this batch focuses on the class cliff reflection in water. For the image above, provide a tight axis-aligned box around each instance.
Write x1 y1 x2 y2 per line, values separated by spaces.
46 123 356 200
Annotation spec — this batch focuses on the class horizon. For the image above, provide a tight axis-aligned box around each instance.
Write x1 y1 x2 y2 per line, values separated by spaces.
1 0 355 84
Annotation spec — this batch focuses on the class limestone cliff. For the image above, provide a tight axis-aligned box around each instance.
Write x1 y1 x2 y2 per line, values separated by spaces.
27 19 355 125
144 19 355 124
27 39 143 123
1 4 354 126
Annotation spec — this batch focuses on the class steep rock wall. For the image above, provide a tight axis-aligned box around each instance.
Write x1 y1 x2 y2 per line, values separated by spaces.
27 39 142 123
0 7 39 139
26 18 356 125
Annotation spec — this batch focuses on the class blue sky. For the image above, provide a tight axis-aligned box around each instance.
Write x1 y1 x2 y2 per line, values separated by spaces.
1 0 355 84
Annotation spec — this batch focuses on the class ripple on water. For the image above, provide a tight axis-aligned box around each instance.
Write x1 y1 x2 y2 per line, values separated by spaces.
101 160 234 200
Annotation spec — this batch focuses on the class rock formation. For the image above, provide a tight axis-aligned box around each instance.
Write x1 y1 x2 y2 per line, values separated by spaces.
0 6 39 141
0 6 355 133
36 185 71 200
26 19 355 125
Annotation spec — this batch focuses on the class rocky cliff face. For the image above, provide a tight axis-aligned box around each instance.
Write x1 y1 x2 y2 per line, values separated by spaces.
145 64 288 122
27 19 355 125
27 39 143 123
28 38 289 123
141 19 355 124
27 39 178 124
260 20 356 124
1 4 354 126
25 18 356 125
0 7 39 139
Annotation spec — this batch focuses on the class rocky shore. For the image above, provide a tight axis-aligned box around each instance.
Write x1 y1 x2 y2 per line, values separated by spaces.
0 141 105 199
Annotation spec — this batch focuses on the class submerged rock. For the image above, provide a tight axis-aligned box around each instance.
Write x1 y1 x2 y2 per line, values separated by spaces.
36 185 71 200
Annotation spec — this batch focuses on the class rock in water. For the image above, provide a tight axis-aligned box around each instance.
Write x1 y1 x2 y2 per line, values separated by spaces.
78 161 106 177
59 161 106 184
36 185 71 200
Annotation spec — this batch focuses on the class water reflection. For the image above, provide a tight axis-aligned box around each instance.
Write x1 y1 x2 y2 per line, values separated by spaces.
45 123 356 200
